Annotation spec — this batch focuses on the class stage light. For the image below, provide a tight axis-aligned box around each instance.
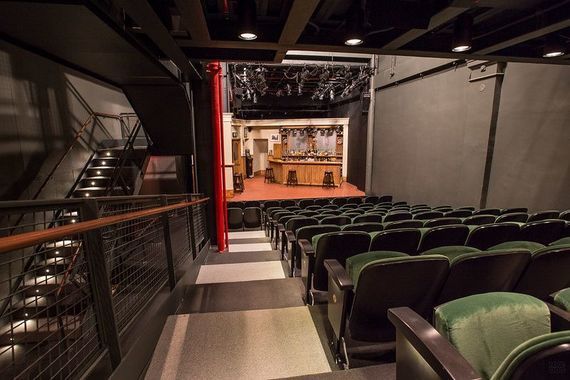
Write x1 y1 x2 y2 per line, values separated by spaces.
452 14 473 52
344 6 364 46
238 0 258 40
543 38 565 57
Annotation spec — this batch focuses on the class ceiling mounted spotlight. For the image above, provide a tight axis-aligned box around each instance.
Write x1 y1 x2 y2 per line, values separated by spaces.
452 14 473 53
238 0 258 41
543 37 565 58
344 5 364 46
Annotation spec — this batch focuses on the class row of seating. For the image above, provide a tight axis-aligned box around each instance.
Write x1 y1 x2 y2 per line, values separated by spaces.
227 195 393 210
227 207 263 231
322 244 570 366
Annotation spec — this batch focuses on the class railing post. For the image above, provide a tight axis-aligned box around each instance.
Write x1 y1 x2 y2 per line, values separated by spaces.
161 197 177 290
188 203 198 260
81 199 122 369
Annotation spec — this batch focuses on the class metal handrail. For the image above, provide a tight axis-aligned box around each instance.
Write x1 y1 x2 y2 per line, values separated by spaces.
105 119 144 195
0 197 209 254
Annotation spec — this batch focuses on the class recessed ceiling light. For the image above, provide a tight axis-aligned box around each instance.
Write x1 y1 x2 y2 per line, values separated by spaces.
543 38 565 58
239 32 257 41
345 38 364 46
452 14 473 53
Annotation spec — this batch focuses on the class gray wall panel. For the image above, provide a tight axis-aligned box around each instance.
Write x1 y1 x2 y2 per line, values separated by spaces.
371 60 494 207
486 63 570 211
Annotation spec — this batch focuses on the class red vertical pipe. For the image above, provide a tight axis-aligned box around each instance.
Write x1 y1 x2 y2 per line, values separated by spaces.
217 64 230 248
207 61 227 252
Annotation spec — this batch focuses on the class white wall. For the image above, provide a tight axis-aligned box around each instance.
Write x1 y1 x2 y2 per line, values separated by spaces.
222 113 233 190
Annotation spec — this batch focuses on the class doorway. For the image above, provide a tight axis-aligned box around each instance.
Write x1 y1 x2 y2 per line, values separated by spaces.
253 139 268 176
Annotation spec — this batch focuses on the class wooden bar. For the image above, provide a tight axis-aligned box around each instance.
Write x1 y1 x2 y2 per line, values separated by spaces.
268 158 342 186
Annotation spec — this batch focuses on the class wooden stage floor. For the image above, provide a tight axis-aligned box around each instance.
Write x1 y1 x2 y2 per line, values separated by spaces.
229 175 364 201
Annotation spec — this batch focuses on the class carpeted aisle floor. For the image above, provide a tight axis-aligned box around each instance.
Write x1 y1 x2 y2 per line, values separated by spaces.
145 230 334 380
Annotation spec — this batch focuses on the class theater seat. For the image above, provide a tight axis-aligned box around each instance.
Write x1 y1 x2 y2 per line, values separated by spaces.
228 208 243 231
560 210 570 222
463 214 496 225
342 223 383 233
550 237 570 246
292 225 340 275
495 212 528 223
465 222 520 250
282 217 319 272
488 240 546 252
445 209 473 218
514 245 570 299
501 207 528 214
527 210 560 222
383 212 412 222
473 208 501 216
369 228 422 255
353 214 382 224
325 254 449 366
417 225 470 253
436 250 530 305
388 293 570 380
553 288 570 311
298 199 314 208
320 215 351 226
423 217 462 228
383 220 424 230
518 219 566 245
299 231 370 304
243 207 262 230
420 245 480 260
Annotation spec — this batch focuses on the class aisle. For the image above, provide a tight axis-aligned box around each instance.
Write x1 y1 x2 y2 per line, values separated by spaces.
145 231 333 379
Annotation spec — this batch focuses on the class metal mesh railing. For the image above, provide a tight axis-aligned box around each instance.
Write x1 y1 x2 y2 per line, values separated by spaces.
0 195 209 379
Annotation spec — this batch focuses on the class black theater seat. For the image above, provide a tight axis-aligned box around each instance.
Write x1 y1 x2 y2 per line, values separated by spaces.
228 208 243 231
496 212 528 223
369 228 422 255
465 222 520 250
518 219 566 245
417 225 469 253
243 207 262 230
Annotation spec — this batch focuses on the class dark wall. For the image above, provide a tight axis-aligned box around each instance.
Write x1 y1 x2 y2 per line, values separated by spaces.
0 40 133 201
328 95 368 191
370 55 570 211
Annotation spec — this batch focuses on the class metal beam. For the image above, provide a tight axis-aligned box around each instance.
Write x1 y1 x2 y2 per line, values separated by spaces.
476 18 570 54
279 0 320 45
175 0 211 41
115 0 201 79
382 6 469 49
175 38 570 66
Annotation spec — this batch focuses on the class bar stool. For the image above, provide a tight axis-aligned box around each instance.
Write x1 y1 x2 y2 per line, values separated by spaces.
322 171 335 188
286 170 298 186
233 173 245 192
265 167 275 183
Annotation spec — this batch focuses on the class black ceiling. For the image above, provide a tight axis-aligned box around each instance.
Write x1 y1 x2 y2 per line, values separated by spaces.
122 0 570 65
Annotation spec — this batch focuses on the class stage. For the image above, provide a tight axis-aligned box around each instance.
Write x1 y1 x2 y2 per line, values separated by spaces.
229 175 364 201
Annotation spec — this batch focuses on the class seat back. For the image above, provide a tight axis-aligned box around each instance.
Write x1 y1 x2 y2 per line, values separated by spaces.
228 208 243 230
434 293 551 379
418 225 470 252
314 198 331 207
514 246 570 299
560 210 570 222
445 209 473 218
286 217 319 235
280 200 296 208
496 212 528 223
383 212 413 222
518 219 566 244
313 232 371 291
342 223 383 233
465 223 520 250
263 200 280 210
501 207 528 214
322 204 339 210
349 255 449 342
436 250 531 305
379 195 393 203
353 214 383 224
473 208 502 216
370 228 422 254
527 210 560 223
358 203 375 210
320 215 351 226
364 196 379 204
244 200 260 208
285 206 301 212
332 198 348 206
384 220 424 230
347 197 362 204
298 199 314 208
463 214 496 225
423 217 462 228
433 206 453 212
413 211 444 220
306 205 322 211
457 206 476 211
243 207 262 229
228 201 245 209
298 210 319 217
322 210 343 216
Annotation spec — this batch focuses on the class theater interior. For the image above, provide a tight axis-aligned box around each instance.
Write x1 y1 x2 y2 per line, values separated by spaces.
0 1 570 379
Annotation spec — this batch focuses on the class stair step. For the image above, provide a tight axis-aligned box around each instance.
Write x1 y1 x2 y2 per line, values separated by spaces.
0 316 83 345
9 293 87 319
23 283 80 297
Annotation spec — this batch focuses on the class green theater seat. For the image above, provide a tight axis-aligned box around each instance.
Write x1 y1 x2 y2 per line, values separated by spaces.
553 288 570 311
550 237 570 247
420 245 480 260
488 240 546 252
388 292 570 380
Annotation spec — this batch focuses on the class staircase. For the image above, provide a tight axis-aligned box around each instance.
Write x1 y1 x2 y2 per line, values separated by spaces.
0 120 152 378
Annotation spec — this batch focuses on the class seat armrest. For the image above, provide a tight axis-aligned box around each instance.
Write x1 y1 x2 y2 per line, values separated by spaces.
298 239 315 257
324 259 353 291
388 307 480 380
547 303 570 331
285 230 296 243
278 223 285 232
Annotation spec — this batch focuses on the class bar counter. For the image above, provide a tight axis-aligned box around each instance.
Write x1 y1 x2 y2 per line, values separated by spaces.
267 158 342 186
